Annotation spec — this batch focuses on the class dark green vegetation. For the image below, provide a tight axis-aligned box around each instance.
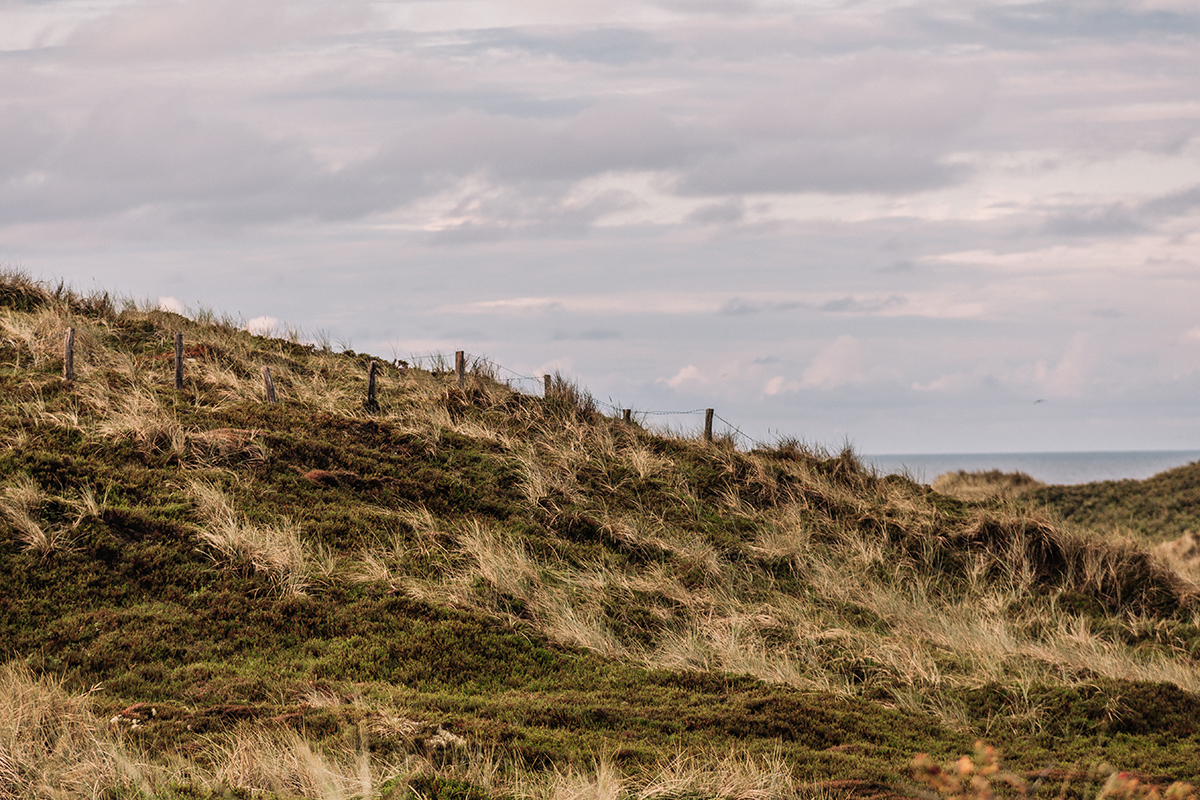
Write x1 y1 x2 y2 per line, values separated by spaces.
1032 461 1200 544
2 270 1199 799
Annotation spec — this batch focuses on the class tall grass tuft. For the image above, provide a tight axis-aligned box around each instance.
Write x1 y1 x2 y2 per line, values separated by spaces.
0 662 154 798
189 479 312 594
0 476 65 555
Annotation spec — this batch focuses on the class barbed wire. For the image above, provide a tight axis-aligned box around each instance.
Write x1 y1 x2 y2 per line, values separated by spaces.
714 412 760 448
396 354 451 369
596 401 709 417
397 350 760 448
489 363 544 385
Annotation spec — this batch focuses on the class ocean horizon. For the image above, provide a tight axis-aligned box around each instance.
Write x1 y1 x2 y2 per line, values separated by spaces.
864 449 1200 486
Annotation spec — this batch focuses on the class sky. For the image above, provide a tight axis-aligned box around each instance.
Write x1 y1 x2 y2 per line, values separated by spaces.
2 0 1199 454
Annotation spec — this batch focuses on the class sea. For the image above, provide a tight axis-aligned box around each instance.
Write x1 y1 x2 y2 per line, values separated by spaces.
864 450 1200 486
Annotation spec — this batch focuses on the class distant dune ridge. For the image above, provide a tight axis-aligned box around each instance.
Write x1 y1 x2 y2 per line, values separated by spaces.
935 464 1200 582
3 269 1200 798
930 469 1045 502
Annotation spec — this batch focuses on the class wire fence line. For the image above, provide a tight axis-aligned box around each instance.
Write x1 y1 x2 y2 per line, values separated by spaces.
61 326 763 449
395 349 764 449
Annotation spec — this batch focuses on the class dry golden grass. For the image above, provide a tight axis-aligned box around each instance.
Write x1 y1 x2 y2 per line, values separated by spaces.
0 297 279 470
203 724 376 798
0 660 442 799
379 438 1200 734
0 306 102 375
1 475 52 554
501 748 835 800
932 470 1046 502
1154 532 1200 584
0 475 73 555
0 662 156 799
188 478 313 594
95 385 190 458
0 657 829 800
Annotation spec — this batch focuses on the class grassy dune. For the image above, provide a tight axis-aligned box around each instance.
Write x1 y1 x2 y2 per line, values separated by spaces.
1031 464 1200 546
2 270 1200 799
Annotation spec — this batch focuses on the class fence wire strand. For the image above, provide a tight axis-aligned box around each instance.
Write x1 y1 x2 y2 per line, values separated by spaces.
400 350 760 448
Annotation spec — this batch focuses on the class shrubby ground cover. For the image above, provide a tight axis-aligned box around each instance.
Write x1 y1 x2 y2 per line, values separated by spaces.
2 270 1199 799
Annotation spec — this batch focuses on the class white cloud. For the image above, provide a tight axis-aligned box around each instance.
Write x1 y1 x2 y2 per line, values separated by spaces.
245 316 279 336
660 365 705 389
441 294 721 316
6 0 1200 453
1031 334 1096 399
456 297 565 315
157 296 185 314
912 372 979 394
763 375 800 396
67 0 376 61
800 336 865 390
931 236 1200 277
440 290 990 319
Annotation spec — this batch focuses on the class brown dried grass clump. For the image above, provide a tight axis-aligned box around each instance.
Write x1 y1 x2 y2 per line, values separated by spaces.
951 511 1197 615
1154 531 1200 584
188 479 314 594
0 661 415 797
0 662 151 798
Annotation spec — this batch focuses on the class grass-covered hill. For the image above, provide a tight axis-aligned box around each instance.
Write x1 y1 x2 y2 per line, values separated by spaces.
931 464 1200 584
3 270 1200 799
1031 464 1200 546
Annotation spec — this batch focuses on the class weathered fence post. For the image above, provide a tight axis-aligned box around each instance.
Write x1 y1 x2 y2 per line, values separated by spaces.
704 409 714 442
63 328 75 382
174 332 184 390
544 375 552 397
623 409 632 423
366 361 379 411
455 351 465 389
261 366 277 405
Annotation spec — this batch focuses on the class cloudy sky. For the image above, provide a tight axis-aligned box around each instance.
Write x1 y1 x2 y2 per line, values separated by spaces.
3 0 1200 454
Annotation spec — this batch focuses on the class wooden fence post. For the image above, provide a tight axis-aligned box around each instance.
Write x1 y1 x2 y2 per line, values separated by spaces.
366 361 379 411
704 409 714 442
174 333 184 390
261 366 277 405
623 409 632 423
544 375 552 397
63 328 75 382
455 351 465 389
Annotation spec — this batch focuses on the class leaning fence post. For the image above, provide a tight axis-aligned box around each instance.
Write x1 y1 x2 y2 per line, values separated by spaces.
174 333 184 390
544 375 552 397
704 409 714 442
623 409 632 423
261 366 277 405
63 328 75 382
366 361 379 411
455 351 465 389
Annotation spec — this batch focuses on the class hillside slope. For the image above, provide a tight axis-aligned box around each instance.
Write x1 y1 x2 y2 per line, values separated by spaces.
1030 462 1200 544
3 271 1200 799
